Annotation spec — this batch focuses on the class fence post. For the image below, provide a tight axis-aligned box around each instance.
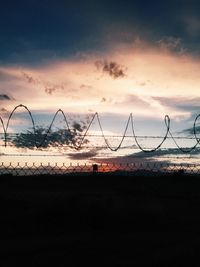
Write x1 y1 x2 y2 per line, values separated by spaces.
92 164 98 173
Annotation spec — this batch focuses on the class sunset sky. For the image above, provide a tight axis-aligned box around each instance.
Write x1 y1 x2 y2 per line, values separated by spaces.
1 0 200 165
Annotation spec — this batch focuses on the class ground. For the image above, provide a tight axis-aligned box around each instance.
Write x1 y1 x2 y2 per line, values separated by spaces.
0 172 200 266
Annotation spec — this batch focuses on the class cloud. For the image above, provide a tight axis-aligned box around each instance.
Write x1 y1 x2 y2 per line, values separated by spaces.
95 60 126 79
101 97 107 103
157 37 186 54
95 147 200 168
182 125 200 136
80 84 93 90
44 85 63 95
0 107 10 119
22 71 65 95
0 108 10 116
94 154 170 167
22 72 39 85
0 71 17 82
138 82 146 87
72 121 85 132
67 149 100 160
131 148 190 158
120 94 151 107
1 41 200 120
113 94 187 118
183 15 200 37
1 0 200 67
44 87 55 95
153 96 200 114
0 108 8 113
130 148 200 159
0 94 12 100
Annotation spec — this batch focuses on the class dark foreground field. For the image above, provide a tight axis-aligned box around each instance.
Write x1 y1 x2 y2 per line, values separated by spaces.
1 172 200 266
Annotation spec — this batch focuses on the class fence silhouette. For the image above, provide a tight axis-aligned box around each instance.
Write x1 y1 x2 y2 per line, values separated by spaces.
1 105 200 176
1 161 200 176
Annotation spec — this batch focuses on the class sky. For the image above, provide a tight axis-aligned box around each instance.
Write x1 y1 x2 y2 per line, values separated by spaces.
1 0 200 167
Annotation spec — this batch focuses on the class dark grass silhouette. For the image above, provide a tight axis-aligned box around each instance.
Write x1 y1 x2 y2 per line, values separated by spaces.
1 172 200 266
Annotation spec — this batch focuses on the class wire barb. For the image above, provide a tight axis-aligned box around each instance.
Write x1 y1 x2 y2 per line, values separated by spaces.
0 104 200 153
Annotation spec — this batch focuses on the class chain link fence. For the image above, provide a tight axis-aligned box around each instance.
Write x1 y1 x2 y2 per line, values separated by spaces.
0 161 200 176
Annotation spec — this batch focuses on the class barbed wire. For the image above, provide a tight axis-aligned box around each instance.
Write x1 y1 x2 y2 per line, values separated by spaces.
0 133 197 139
0 104 200 153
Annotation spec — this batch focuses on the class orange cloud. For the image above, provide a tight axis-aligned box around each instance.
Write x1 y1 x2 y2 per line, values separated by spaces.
0 42 200 121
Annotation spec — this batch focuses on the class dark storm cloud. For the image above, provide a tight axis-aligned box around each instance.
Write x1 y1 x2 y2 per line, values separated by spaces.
95 60 126 79
0 94 11 100
1 0 199 64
